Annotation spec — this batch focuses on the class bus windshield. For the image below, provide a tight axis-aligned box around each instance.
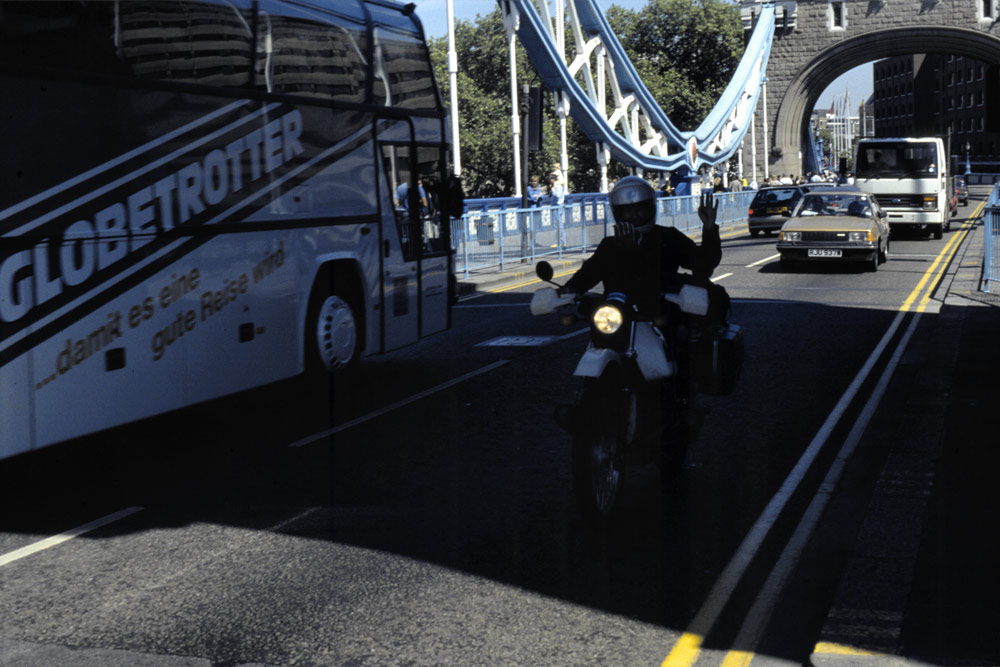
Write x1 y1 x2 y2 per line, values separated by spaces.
855 142 940 178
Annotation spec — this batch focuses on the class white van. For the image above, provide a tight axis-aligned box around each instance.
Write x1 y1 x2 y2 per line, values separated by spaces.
854 137 951 239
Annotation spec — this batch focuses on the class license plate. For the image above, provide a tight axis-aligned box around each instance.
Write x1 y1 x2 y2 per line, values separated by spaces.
766 207 785 215
808 248 842 258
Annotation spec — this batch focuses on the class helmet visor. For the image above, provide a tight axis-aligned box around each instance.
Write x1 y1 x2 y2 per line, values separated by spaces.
612 200 656 226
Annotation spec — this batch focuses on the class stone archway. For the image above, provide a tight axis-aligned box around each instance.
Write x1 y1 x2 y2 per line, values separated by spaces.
768 26 1000 177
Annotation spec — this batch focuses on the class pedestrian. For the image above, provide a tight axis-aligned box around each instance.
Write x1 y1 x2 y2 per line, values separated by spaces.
549 171 567 248
527 176 542 207
395 177 429 213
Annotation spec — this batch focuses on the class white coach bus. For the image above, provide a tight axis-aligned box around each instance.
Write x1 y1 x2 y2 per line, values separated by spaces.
0 0 461 459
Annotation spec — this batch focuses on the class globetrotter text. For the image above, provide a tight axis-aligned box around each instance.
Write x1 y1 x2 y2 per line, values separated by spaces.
0 108 304 325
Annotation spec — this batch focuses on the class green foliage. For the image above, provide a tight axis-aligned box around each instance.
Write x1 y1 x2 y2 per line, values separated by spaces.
428 0 743 197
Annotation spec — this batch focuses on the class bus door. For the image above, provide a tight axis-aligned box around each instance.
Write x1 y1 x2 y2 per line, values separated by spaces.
379 140 421 351
378 141 451 348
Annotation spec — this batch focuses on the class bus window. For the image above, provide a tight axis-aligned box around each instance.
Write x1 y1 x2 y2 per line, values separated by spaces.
261 8 368 103
382 144 422 262
381 144 448 260
117 1 255 87
378 30 438 110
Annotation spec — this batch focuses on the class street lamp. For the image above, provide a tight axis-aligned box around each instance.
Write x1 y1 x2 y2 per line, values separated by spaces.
965 141 971 175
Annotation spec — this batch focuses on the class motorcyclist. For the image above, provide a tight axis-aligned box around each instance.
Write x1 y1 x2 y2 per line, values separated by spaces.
561 176 722 438
563 176 721 316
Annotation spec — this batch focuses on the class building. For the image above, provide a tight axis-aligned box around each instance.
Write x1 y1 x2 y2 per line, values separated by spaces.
872 54 1000 171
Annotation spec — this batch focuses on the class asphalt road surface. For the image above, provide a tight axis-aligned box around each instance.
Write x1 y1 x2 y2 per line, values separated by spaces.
0 190 991 666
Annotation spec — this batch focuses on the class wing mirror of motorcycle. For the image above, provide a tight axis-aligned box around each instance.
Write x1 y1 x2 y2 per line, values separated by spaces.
664 284 709 316
536 260 556 284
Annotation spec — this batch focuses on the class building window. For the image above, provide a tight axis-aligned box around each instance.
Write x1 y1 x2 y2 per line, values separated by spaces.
980 0 995 21
830 0 846 28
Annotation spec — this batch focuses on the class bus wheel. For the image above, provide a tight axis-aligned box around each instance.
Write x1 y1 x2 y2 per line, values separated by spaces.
311 294 358 373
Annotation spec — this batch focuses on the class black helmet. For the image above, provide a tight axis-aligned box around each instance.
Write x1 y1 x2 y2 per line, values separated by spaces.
609 176 656 228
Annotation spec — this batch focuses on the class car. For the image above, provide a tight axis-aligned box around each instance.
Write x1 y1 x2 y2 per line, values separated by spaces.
747 185 804 237
776 187 890 272
955 175 968 206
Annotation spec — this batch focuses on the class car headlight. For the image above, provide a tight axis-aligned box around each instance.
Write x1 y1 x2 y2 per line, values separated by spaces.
780 231 801 242
848 231 873 242
922 196 937 211
592 304 623 334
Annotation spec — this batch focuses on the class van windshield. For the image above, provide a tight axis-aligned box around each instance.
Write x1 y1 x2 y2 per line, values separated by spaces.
856 142 939 178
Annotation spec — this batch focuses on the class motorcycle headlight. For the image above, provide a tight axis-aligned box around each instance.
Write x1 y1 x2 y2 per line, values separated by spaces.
592 304 623 334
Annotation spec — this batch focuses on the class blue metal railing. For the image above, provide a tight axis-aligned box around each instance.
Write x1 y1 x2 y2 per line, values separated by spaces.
452 190 755 278
984 181 1000 293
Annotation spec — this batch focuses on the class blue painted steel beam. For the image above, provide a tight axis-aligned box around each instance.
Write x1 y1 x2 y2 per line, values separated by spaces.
502 0 775 172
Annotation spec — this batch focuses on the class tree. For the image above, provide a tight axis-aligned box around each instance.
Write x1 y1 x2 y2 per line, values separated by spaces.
428 0 743 197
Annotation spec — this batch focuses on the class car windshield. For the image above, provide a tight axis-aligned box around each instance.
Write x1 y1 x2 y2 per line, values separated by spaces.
797 193 873 218
751 188 800 207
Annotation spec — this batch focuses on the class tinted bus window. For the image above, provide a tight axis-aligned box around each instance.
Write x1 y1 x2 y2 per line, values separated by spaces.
267 14 368 102
118 1 255 87
379 30 438 110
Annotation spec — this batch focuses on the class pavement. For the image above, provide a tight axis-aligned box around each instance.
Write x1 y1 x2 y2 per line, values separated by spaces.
456 214 1000 666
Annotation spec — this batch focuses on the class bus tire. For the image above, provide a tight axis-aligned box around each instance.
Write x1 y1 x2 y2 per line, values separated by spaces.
305 268 362 375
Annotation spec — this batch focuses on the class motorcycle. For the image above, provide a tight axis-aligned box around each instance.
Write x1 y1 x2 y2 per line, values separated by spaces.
530 260 743 522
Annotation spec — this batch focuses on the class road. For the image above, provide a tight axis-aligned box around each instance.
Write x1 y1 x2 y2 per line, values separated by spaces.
0 191 990 666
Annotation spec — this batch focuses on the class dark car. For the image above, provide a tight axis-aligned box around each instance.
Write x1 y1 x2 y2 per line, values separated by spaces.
955 175 968 206
747 186 804 237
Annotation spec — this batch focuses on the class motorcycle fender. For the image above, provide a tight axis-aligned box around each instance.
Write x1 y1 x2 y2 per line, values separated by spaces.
634 322 675 382
573 345 619 378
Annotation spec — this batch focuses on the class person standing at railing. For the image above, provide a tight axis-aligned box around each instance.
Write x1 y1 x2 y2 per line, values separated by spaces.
527 176 543 207
550 171 567 248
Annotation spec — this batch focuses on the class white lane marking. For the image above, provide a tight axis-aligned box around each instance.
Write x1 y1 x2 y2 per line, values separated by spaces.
477 336 561 347
730 310 922 651
455 303 532 308
559 328 590 341
747 253 781 267
676 308 908 642
0 507 144 567
712 273 734 282
288 360 511 446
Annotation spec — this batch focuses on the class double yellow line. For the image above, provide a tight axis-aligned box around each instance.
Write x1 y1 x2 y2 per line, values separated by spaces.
900 199 984 313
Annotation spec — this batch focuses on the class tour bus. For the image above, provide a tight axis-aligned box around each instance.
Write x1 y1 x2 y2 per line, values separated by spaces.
0 0 460 460
853 136 952 239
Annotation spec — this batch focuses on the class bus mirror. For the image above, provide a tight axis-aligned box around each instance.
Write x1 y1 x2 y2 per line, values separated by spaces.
439 175 465 218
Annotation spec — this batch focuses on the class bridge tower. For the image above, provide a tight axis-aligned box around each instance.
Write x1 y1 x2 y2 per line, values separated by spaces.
741 0 1000 180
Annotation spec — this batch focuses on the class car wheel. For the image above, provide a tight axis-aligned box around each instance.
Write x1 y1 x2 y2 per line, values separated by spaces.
867 250 879 272
879 237 889 264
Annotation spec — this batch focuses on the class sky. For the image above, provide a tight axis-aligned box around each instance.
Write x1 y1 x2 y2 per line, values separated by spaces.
409 0 873 113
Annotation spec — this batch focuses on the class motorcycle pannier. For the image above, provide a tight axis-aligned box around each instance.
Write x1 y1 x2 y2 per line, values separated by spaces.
691 323 744 395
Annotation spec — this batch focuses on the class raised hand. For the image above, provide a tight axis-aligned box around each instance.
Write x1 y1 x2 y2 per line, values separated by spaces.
698 191 718 230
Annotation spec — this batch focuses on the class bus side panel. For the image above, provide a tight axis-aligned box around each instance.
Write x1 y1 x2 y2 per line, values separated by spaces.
421 256 449 337
31 278 188 448
0 356 32 458
3 80 373 451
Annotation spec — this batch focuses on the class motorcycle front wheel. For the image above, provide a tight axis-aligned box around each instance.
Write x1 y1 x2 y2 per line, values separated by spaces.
571 382 627 522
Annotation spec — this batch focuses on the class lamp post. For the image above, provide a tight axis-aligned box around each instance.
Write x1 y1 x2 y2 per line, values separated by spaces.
965 141 971 175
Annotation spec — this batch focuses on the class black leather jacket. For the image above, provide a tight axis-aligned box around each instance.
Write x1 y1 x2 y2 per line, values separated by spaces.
564 224 721 317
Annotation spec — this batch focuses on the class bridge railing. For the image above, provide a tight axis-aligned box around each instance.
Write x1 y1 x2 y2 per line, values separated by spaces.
451 190 755 278
984 181 1000 293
